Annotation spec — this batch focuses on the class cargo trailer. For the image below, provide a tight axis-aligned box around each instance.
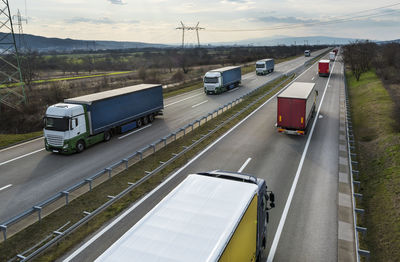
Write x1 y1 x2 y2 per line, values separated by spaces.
95 171 275 262
204 66 241 94
44 84 163 154
256 58 274 75
318 60 330 77
277 82 317 135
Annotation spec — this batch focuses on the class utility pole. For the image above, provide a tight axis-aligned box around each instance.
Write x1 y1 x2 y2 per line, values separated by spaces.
176 21 204 48
0 0 26 111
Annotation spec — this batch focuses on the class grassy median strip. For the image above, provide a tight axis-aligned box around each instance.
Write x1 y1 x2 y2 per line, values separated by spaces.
0 131 43 148
0 75 293 261
347 69 400 261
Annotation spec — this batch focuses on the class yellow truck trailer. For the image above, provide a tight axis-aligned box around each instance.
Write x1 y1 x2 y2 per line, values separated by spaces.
95 171 275 262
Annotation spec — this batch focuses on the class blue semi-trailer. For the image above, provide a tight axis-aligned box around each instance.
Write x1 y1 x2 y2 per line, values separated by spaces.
43 84 163 154
203 66 241 94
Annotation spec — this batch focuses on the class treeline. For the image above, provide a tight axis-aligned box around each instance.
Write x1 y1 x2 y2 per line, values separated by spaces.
342 41 400 83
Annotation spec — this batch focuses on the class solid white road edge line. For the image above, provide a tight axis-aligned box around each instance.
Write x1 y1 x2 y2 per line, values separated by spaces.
63 55 320 262
0 136 43 153
164 93 203 107
0 184 12 191
191 100 208 108
266 55 338 262
238 158 252 173
118 125 152 139
0 148 45 167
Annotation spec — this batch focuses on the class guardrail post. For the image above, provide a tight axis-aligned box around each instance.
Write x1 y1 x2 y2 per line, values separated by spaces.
33 206 42 222
353 180 361 191
106 168 112 179
0 225 6 241
85 178 93 191
352 170 360 179
62 191 69 205
356 226 368 238
151 144 156 153
358 249 371 260
122 158 129 169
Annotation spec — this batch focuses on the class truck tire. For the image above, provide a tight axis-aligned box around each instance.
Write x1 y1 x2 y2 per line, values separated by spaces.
76 140 85 153
137 118 142 128
143 116 149 125
148 114 154 123
104 131 111 142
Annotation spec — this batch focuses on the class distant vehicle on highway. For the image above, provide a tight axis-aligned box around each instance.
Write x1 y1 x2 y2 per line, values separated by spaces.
329 51 336 61
277 82 318 135
95 171 275 262
318 59 330 77
43 84 163 154
332 48 338 56
256 58 274 75
203 66 241 94
304 50 311 57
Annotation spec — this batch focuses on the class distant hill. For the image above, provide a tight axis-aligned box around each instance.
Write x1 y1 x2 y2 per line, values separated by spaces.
2 33 168 52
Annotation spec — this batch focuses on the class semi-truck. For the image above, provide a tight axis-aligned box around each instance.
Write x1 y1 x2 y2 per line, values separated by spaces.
256 59 274 75
329 51 336 61
43 84 163 154
318 59 330 77
203 66 241 94
304 50 311 57
332 48 338 56
277 82 317 135
95 171 275 262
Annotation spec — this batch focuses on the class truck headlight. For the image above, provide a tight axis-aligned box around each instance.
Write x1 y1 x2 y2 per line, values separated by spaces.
63 143 68 149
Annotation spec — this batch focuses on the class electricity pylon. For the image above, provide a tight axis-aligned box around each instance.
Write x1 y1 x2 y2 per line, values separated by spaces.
0 0 26 111
176 21 204 48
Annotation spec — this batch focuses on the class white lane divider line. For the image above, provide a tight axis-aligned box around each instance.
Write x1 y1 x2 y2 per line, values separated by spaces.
191 100 208 108
0 184 12 191
266 55 338 262
164 93 203 107
238 158 252 173
0 137 44 153
118 125 152 139
312 76 315 81
0 148 45 167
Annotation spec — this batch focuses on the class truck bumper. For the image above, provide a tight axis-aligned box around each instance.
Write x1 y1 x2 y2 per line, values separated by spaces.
45 144 75 154
277 127 305 135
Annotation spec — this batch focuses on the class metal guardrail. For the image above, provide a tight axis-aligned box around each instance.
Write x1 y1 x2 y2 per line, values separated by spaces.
0 60 307 246
343 66 370 261
10 72 295 262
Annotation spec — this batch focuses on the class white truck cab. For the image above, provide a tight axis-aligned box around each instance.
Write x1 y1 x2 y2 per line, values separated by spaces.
44 103 87 153
203 71 222 93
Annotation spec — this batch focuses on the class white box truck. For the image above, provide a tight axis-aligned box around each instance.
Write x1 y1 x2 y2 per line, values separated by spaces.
95 171 275 262
203 66 241 94
256 59 274 75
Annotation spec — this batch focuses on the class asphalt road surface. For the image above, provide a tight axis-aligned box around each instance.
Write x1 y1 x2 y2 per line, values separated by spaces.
61 51 342 261
0 49 327 223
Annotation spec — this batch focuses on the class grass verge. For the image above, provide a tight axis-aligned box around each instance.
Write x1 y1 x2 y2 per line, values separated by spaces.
0 131 43 148
347 69 400 261
0 73 293 262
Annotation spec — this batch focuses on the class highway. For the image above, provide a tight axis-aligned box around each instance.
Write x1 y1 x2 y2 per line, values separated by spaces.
62 52 343 261
0 49 327 224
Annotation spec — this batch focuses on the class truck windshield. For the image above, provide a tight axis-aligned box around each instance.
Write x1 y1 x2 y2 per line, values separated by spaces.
256 63 265 68
204 77 218 83
44 117 69 131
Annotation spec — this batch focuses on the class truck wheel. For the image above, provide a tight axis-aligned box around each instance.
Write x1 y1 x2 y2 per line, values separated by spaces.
76 140 85 153
104 131 111 142
148 114 154 123
137 118 142 128
143 116 149 125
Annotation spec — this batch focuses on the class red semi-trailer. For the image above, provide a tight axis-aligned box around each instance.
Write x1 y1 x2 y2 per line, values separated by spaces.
277 82 317 135
318 59 330 77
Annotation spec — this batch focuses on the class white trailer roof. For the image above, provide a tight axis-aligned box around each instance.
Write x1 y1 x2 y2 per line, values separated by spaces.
95 174 258 262
278 82 315 99
64 84 161 105
319 59 330 63
211 65 241 73
256 58 273 63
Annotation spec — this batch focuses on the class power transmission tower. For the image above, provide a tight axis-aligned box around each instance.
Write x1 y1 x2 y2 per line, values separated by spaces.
13 9 28 51
176 21 204 48
0 0 26 111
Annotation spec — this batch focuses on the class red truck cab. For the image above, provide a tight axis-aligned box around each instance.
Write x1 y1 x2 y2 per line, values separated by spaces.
333 49 338 55
318 60 330 77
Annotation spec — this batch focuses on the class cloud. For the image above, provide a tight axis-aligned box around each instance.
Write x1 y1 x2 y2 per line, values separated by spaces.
108 0 126 5
257 16 319 24
65 17 138 24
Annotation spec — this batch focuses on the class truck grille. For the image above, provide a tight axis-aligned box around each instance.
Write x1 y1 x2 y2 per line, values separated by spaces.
47 134 64 147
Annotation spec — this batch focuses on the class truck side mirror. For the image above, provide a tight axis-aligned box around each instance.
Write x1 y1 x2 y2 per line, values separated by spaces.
316 90 319 96
70 119 76 130
269 192 275 203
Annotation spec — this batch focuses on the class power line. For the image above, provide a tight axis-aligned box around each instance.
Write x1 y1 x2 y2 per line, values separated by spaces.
207 3 400 32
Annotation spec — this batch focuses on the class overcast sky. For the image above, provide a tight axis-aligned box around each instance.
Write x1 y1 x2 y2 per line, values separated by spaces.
9 0 400 44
